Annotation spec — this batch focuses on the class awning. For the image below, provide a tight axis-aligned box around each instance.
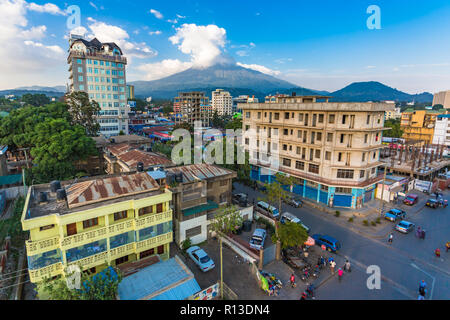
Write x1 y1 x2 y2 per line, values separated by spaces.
182 200 219 217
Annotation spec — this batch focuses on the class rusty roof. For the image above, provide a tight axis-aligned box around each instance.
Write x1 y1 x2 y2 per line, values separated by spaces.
165 164 233 183
107 143 173 168
66 172 160 208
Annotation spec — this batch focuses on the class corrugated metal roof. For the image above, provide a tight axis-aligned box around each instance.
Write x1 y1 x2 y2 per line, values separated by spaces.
107 143 173 168
66 172 160 208
166 164 232 183
118 256 200 300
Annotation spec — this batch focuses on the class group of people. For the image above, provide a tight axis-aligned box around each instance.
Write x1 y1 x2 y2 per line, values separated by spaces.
434 192 448 207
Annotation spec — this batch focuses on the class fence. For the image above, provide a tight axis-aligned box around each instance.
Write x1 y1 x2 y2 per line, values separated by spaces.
222 282 238 300
263 244 276 266
1 186 27 200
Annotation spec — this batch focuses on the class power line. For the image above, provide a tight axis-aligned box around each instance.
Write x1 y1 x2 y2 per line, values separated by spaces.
0 279 30 291
0 270 29 283
0 267 29 277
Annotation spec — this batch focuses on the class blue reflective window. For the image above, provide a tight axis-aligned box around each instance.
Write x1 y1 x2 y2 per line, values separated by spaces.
28 249 62 270
110 231 135 249
65 239 107 263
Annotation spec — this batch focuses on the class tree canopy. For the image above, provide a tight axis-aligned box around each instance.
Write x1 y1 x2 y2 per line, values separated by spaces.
277 221 309 249
384 119 403 138
66 91 101 137
21 93 51 107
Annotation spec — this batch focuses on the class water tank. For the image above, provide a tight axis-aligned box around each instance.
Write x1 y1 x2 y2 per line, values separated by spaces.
50 181 61 193
39 192 48 203
56 189 66 201
166 172 175 185
137 162 144 172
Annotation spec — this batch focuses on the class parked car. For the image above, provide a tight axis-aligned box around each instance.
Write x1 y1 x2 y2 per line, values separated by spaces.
311 234 341 253
280 212 310 233
425 199 439 208
255 201 279 218
395 220 415 233
384 208 407 222
249 228 267 250
284 195 303 208
403 194 419 205
186 246 215 272
232 193 248 206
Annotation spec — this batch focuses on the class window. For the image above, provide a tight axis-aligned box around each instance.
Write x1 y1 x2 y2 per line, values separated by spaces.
283 144 288 151
317 132 322 141
342 115 348 124
364 134 368 144
220 180 228 187
362 153 366 162
283 129 289 135
360 170 365 178
327 133 333 142
83 218 98 229
77 67 82 73
283 158 291 167
296 146 301 155
371 167 376 174
274 113 279 120
366 115 371 124
78 75 83 82
295 161 305 170
308 164 319 174
338 152 343 162
325 151 331 160
298 113 304 122
337 169 354 179
340 134 345 143
335 187 352 194
115 255 129 265
157 245 164 255
245 112 250 119
304 114 309 126
328 114 335 123
245 138 249 145
78 84 84 91
315 149 321 159
138 206 153 216
373 151 377 159
257 112 261 119
40 224 55 231
186 226 202 238
139 248 155 259
318 114 324 123
284 112 290 120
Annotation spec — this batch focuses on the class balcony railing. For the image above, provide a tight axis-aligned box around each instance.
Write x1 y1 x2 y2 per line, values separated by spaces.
26 210 172 255
28 262 63 283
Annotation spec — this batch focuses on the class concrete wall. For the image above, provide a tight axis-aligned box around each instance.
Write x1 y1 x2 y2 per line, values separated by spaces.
2 186 27 200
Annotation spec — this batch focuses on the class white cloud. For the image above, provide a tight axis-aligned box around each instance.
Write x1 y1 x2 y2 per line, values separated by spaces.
167 19 178 24
176 14 186 19
137 59 192 80
169 23 227 68
86 19 157 58
27 2 66 15
150 9 163 19
236 62 281 76
0 0 67 89
365 65 376 69
149 30 162 35
236 50 248 57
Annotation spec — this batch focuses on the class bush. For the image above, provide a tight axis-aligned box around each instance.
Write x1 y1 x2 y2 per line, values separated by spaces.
375 217 381 224
362 220 369 226
371 221 377 226
181 238 192 252
335 211 340 217
348 217 354 223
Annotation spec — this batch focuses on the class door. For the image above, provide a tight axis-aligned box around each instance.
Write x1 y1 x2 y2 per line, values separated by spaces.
67 223 77 236
156 203 163 213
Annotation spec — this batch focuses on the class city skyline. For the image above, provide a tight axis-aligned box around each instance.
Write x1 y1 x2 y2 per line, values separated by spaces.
1 0 450 93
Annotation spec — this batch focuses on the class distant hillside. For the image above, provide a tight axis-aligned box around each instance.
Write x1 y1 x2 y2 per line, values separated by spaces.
330 81 433 103
14 85 66 93
0 89 65 98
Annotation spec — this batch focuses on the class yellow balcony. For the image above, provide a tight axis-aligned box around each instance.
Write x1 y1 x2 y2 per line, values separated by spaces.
135 210 172 230
136 232 173 252
26 236 60 255
28 262 64 283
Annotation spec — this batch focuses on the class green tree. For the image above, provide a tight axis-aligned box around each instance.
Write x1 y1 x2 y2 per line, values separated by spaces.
277 221 308 249
28 118 97 183
162 105 173 115
65 91 101 136
260 172 295 260
21 93 50 107
384 119 403 138
37 266 122 300
225 117 242 131
210 205 243 298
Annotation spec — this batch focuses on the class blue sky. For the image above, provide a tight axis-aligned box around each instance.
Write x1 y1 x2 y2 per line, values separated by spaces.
1 0 450 93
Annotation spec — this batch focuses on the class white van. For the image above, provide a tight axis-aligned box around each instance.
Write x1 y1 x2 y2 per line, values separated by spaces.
255 201 279 218
280 212 310 233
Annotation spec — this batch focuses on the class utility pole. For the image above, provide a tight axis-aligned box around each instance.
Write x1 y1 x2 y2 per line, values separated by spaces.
378 163 388 216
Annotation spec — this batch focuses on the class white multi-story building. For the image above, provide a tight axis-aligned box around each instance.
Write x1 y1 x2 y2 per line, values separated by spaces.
211 89 232 116
432 114 450 146
68 35 129 137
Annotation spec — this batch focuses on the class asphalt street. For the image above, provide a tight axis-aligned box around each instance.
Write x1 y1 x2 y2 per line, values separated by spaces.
233 182 450 300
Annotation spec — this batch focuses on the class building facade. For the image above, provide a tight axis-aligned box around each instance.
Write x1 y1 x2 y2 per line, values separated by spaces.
68 35 129 137
21 172 173 286
242 95 393 209
126 84 135 100
400 109 443 144
174 92 211 127
432 90 450 109
432 114 450 146
211 89 232 116
385 107 401 120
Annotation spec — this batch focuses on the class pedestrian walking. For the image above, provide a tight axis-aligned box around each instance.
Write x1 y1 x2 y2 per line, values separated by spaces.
388 233 394 244
330 260 336 274
435 248 441 258
344 260 351 272
446 241 450 252
338 268 343 282
419 280 427 291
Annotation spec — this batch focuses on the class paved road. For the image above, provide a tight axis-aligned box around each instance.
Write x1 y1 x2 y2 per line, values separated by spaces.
233 183 450 300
